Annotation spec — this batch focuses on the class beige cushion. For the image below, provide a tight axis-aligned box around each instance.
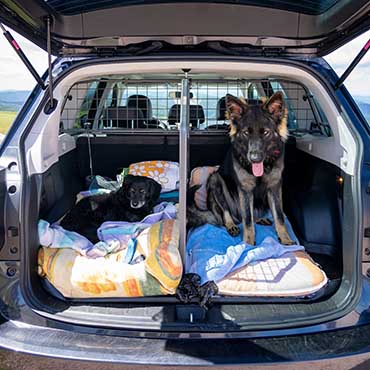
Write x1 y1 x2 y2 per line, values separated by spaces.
218 251 327 297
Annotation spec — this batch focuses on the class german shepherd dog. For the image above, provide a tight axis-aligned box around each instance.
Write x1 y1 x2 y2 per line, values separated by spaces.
187 92 294 245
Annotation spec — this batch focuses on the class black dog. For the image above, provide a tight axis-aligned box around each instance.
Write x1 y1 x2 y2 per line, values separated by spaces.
187 92 294 246
61 174 161 243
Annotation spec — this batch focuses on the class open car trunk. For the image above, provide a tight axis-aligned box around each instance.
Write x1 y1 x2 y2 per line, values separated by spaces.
20 59 361 331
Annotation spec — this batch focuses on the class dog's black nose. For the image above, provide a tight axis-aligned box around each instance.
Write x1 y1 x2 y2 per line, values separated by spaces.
249 151 263 163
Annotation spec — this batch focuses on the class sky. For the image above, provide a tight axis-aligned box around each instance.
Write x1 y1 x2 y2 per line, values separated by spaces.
0 26 369 96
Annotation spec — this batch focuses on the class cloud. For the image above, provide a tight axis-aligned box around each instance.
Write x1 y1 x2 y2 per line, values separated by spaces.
0 25 369 95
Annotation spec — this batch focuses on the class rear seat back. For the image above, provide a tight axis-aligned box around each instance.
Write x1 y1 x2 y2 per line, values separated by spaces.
101 107 145 128
127 94 153 123
168 104 205 128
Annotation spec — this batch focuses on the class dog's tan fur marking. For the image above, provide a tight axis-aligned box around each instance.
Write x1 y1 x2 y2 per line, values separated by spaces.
267 191 294 245
229 123 237 138
225 95 249 138
225 109 238 138
238 189 255 245
223 210 234 226
275 222 294 245
243 224 255 245
278 108 289 142
262 92 288 142
260 96 268 104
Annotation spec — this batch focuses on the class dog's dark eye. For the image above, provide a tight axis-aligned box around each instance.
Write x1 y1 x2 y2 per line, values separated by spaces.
129 188 135 193
263 129 270 136
140 189 145 194
242 130 249 137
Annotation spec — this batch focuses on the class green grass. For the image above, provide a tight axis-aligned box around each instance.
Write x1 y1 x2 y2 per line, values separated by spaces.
0 111 17 135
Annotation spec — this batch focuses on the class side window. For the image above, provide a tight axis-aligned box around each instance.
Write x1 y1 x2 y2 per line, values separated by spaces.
271 81 331 136
60 81 99 131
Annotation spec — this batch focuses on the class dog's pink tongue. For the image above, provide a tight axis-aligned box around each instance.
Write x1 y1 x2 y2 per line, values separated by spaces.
252 162 264 177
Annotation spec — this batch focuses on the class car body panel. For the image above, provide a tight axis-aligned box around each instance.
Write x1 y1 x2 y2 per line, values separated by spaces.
0 317 370 365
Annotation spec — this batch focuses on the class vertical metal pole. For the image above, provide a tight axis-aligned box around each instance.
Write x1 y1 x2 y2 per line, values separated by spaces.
46 17 54 109
179 70 191 264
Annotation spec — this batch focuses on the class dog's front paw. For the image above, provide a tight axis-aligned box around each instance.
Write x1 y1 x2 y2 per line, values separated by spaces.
226 224 240 237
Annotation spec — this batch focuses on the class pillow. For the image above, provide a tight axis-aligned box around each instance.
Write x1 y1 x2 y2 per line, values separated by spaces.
189 166 219 210
129 161 179 193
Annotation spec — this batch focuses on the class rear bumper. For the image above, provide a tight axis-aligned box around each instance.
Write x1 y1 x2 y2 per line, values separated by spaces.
1 320 370 365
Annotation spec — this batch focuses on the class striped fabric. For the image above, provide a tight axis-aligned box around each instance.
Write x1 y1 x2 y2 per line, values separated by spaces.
38 219 182 298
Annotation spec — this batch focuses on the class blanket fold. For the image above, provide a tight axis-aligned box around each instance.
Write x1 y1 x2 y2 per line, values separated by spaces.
186 213 304 284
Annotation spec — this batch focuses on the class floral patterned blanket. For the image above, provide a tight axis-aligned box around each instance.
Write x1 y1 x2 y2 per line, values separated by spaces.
129 160 179 193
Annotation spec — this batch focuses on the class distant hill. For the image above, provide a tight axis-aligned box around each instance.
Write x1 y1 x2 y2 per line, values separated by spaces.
354 96 370 105
0 90 30 111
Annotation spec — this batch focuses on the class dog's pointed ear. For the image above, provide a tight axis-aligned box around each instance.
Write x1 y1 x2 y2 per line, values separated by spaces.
263 91 288 141
225 94 248 121
263 92 286 121
148 179 161 201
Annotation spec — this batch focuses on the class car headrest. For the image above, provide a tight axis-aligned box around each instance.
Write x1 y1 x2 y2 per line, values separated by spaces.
168 104 205 127
101 107 145 128
217 96 263 120
127 94 153 121
216 96 227 121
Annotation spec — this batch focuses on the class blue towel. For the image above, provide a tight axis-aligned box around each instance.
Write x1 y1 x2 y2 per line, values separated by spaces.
186 213 304 284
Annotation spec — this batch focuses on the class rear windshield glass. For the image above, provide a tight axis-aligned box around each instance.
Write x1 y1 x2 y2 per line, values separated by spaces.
60 77 331 137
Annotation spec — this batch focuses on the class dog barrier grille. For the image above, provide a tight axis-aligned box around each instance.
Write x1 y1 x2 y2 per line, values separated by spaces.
60 77 331 136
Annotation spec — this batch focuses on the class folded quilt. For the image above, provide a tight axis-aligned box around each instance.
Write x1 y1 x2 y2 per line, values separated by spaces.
39 202 177 258
38 219 183 298
129 160 179 193
186 213 304 284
